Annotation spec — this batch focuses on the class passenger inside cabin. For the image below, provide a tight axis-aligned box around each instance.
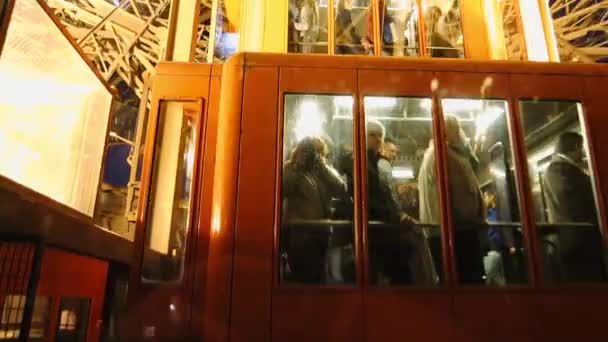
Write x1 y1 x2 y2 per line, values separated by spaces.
419 114 486 284
335 0 363 55
282 136 348 283
294 0 321 53
424 6 459 58
361 0 396 55
541 131 606 282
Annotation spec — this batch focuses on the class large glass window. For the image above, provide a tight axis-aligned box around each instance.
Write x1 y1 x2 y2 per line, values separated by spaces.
288 0 328 53
422 0 464 57
142 101 199 282
519 100 606 284
280 94 355 285
364 96 441 286
442 99 527 286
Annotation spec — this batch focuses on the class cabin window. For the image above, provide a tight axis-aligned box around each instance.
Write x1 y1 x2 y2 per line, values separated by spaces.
288 0 329 54
288 0 460 57
334 0 371 55
441 98 527 286
56 298 90 342
280 94 356 285
518 100 607 284
422 0 464 58
363 96 442 286
0 295 50 340
142 100 200 283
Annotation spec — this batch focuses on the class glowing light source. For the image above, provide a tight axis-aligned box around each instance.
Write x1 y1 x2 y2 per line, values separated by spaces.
294 100 324 141
490 166 506 179
392 167 414 179
365 97 397 109
475 106 504 139
518 0 550 61
442 99 483 113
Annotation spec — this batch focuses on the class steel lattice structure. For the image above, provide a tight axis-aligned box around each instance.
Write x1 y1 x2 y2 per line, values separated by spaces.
45 0 213 99
550 0 608 63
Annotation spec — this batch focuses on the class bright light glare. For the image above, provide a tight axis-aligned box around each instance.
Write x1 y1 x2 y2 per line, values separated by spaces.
333 96 353 108
475 106 504 139
518 0 550 61
365 97 397 109
294 100 324 141
392 167 414 179
442 99 483 113
490 166 506 179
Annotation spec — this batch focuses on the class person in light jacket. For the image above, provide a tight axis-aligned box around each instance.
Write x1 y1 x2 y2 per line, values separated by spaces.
294 0 320 53
419 114 486 284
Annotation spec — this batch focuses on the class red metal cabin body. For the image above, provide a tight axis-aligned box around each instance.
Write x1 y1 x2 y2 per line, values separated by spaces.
128 53 608 341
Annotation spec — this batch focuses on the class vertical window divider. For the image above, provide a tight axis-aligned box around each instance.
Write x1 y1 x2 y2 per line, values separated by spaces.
508 96 541 288
416 0 428 57
578 100 608 265
356 91 370 287
431 85 457 287
372 0 381 56
328 0 336 55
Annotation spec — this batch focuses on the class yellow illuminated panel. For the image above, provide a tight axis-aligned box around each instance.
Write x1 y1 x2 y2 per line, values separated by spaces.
0 0 112 216
518 0 549 61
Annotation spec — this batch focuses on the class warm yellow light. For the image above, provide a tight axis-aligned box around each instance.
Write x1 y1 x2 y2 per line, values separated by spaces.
518 0 550 61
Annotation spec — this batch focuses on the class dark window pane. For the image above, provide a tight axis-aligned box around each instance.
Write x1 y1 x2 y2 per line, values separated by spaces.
519 100 606 284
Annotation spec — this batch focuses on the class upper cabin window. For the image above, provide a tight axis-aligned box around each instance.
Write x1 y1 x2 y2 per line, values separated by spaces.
363 97 442 286
519 100 606 284
289 0 328 54
280 94 355 285
440 99 527 286
422 0 464 58
289 0 461 57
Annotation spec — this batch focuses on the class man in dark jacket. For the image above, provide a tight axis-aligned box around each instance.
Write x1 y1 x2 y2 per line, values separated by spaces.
542 132 605 282
339 120 414 284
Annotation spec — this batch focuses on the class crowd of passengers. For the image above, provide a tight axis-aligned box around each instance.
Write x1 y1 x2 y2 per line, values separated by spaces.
281 116 605 285
289 0 461 57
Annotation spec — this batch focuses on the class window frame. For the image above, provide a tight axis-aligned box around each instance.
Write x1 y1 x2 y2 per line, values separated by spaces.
136 97 205 285
287 0 467 58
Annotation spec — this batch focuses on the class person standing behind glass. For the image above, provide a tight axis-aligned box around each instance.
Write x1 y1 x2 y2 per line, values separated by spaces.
282 137 348 283
419 114 486 283
335 0 362 54
294 0 320 53
361 0 396 55
542 132 605 282
424 6 458 58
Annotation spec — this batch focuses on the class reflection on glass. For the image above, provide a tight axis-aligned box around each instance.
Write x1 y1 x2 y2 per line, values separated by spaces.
382 0 420 56
94 94 150 241
280 94 355 285
441 99 527 286
364 96 440 286
519 100 606 284
142 101 198 282
55 297 90 342
422 0 464 57
213 0 240 61
0 0 112 216
0 295 50 339
289 0 327 53
499 0 525 60
334 0 369 55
